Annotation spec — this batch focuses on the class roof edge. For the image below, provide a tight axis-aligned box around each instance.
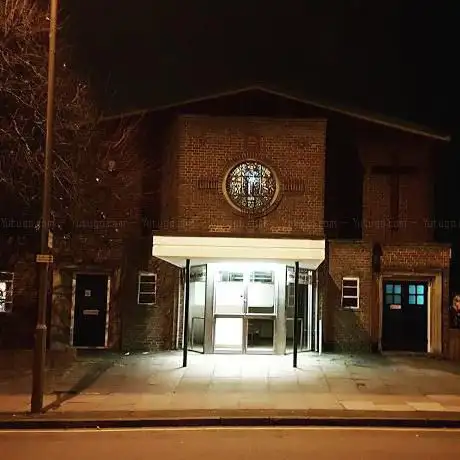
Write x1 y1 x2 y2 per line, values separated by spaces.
97 85 451 142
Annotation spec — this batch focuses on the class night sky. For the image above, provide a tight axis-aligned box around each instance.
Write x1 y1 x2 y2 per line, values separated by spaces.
61 0 456 132
59 1 460 256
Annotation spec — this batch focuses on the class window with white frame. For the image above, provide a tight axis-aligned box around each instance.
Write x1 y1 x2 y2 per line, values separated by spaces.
0 272 14 313
137 272 157 305
341 277 359 309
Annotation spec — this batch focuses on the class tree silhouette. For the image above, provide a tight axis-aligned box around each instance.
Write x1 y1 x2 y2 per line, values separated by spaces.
0 0 142 236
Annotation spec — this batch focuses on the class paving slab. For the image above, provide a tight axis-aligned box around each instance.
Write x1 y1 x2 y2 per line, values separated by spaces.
1 351 460 426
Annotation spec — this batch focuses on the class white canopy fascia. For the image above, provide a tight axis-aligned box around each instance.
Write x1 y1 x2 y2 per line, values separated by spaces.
152 235 325 269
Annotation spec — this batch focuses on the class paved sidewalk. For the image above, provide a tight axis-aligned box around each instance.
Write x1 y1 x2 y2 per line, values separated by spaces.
1 352 460 420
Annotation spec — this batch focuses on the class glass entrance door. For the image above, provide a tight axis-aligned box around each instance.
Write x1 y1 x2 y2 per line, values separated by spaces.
213 269 245 352
285 266 315 353
188 266 206 353
213 265 277 354
245 269 276 353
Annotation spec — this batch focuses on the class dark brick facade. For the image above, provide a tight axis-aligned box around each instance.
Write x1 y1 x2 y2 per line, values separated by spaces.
324 241 374 352
359 127 436 243
162 115 326 238
0 88 451 358
325 242 450 352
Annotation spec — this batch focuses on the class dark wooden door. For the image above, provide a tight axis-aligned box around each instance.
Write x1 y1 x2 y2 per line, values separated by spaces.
73 274 109 348
381 281 428 352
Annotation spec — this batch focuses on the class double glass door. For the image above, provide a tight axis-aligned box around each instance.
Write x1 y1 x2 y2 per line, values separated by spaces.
213 267 276 353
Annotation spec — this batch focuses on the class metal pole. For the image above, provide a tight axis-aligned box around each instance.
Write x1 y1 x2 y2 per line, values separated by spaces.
30 0 58 414
293 261 300 368
312 270 319 352
182 259 191 367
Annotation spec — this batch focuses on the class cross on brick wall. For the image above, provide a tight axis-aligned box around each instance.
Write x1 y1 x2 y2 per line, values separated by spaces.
371 152 417 232
245 135 261 156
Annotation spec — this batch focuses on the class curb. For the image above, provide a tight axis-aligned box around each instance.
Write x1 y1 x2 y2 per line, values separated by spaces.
1 415 460 430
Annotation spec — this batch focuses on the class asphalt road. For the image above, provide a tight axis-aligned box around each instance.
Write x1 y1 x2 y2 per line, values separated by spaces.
1 427 460 459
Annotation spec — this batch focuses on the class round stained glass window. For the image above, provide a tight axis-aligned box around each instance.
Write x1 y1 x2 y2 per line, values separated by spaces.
223 160 279 214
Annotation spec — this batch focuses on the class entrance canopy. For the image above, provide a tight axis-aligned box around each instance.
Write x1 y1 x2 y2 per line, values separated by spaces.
152 236 325 269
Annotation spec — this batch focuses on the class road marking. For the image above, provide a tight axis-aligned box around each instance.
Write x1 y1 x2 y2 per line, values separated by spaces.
1 426 459 434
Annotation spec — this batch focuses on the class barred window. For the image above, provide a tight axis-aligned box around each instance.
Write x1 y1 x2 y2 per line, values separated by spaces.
137 272 157 305
341 277 359 309
0 272 14 313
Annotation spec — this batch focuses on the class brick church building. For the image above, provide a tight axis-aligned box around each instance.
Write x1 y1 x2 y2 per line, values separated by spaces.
1 85 456 358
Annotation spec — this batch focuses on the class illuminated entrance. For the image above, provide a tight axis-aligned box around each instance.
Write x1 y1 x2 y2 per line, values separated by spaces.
213 263 277 353
187 263 318 354
151 235 325 358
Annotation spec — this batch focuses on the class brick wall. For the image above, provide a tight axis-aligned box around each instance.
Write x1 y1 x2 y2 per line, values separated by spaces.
46 115 179 352
325 241 374 351
380 244 451 271
121 253 179 352
359 127 435 243
326 241 451 353
0 113 182 352
166 115 326 237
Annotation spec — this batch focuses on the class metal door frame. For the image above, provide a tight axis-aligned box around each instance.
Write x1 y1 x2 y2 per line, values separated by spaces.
285 266 315 354
187 265 208 354
211 265 278 354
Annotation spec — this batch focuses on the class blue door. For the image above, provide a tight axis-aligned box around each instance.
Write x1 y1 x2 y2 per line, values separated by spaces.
382 281 428 352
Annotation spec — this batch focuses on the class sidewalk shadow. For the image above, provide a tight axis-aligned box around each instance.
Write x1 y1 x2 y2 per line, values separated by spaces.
42 358 114 413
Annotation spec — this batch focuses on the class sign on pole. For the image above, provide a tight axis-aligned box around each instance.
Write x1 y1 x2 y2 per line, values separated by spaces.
36 254 54 264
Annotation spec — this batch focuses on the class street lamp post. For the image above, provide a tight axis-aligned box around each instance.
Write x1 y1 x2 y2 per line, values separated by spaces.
30 0 59 414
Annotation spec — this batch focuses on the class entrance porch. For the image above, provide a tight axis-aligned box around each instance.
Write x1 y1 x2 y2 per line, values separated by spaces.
152 236 325 356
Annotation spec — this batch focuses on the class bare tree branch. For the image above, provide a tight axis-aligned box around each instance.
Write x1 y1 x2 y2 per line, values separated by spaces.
0 0 143 236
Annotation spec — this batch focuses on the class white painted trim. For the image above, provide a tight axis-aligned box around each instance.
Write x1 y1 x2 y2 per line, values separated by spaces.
313 272 319 352
69 276 76 347
378 275 383 352
427 281 431 353
152 236 325 269
104 277 111 348
70 272 111 349
307 278 313 350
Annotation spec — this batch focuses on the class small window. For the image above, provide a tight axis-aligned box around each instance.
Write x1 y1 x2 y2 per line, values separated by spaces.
190 266 206 283
0 272 14 313
250 271 274 284
218 271 244 282
409 284 425 306
286 267 311 285
385 283 402 306
137 272 157 305
341 277 359 309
